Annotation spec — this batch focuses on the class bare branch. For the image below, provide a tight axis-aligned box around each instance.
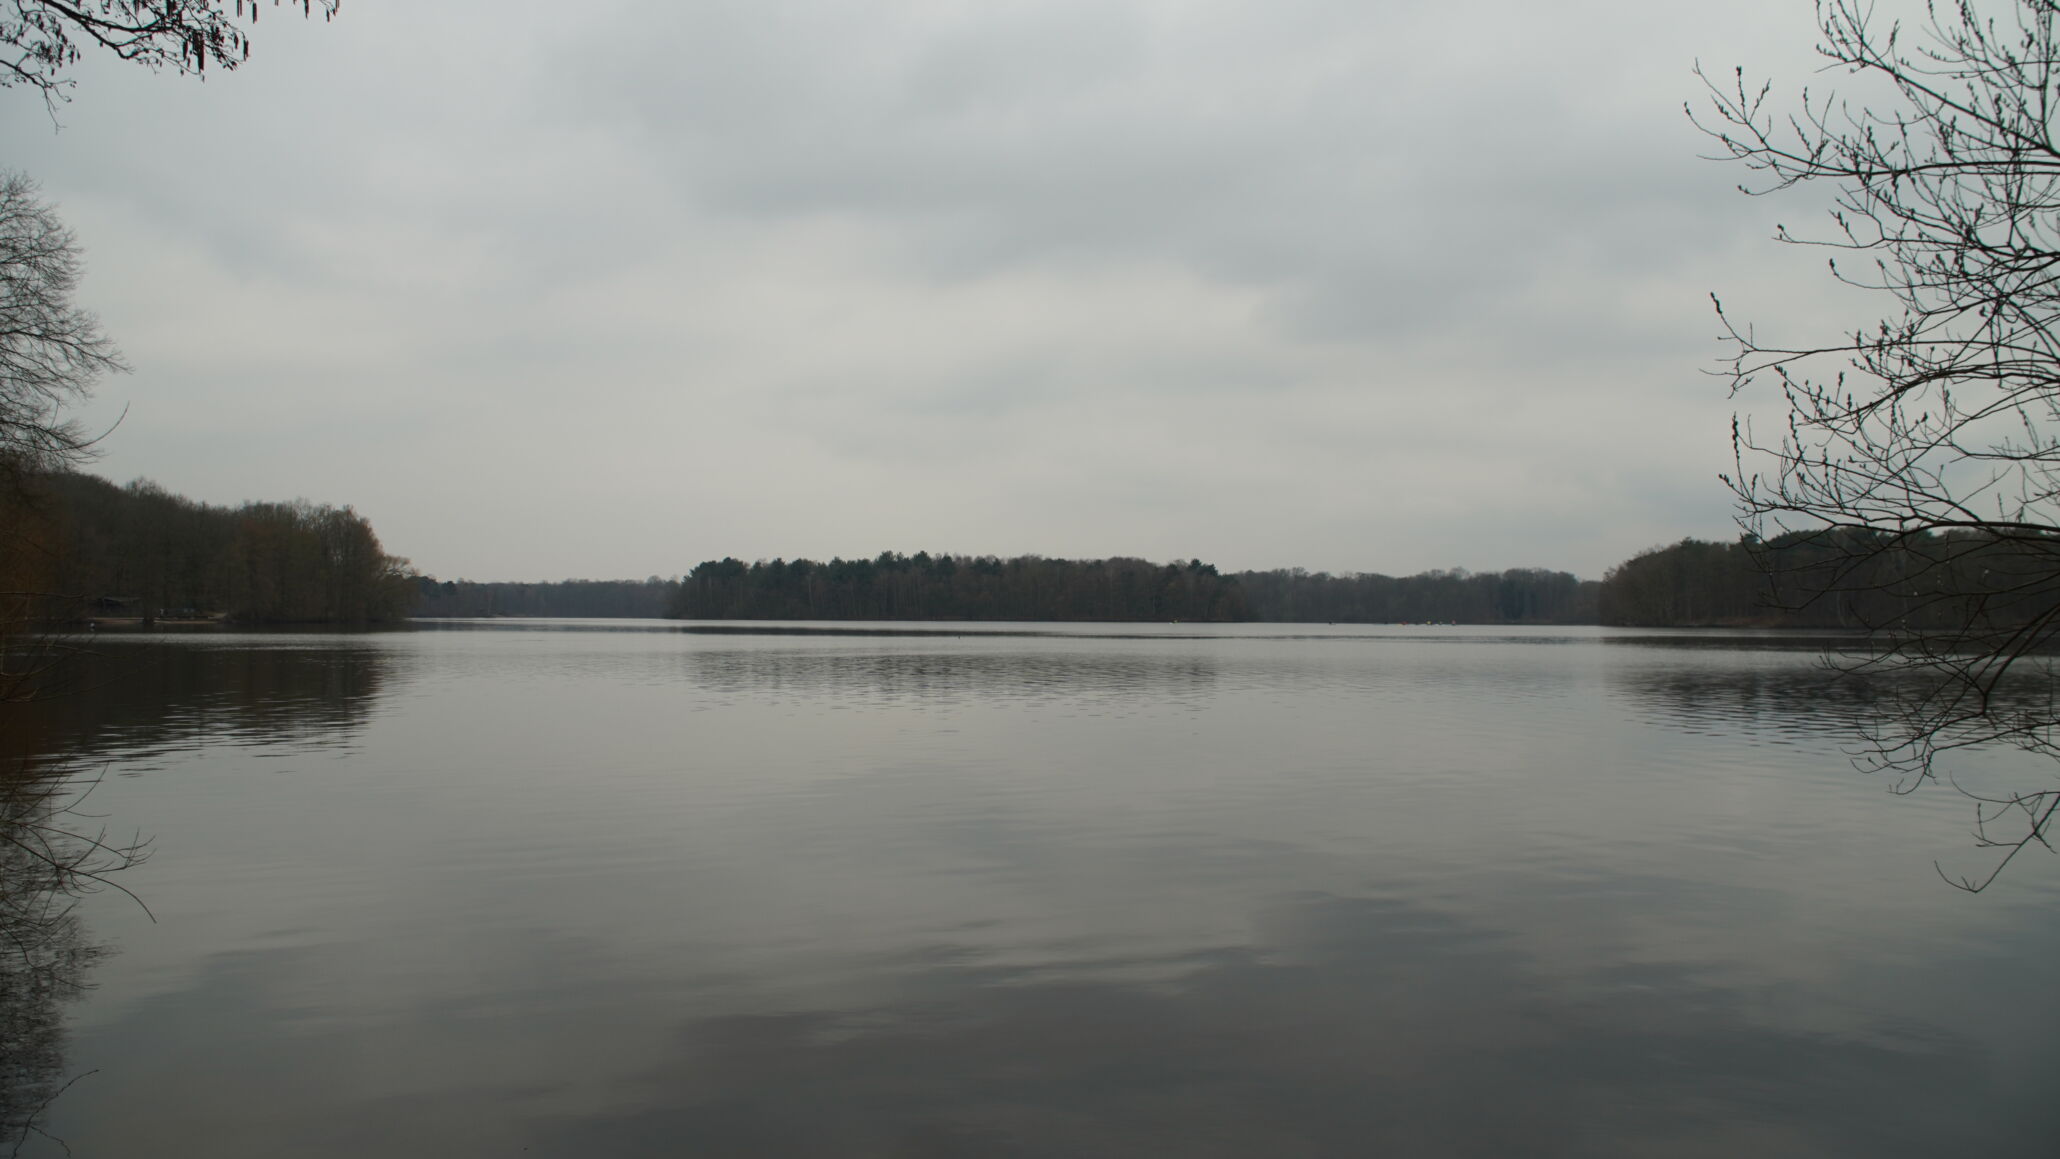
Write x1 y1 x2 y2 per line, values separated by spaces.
0 1 341 110
1699 0 2060 886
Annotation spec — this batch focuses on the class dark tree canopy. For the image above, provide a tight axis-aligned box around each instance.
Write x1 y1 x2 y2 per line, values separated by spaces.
662 553 1597 626
1 0 338 104
673 553 1253 623
6 470 417 624
1239 567 1597 625
1597 533 2054 629
414 577 681 619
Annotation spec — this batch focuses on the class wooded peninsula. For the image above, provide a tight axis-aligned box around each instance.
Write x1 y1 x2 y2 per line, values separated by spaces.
4 471 415 625
11 470 2016 628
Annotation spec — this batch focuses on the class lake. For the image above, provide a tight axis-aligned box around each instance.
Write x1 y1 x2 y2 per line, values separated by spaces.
8 621 2059 1157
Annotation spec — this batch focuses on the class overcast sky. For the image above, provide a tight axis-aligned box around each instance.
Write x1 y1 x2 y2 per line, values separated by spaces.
2 0 1854 581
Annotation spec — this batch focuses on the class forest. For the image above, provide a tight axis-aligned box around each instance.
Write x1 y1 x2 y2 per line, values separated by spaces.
672 553 1253 622
1597 532 2060 630
1237 567 1598 624
25 471 2010 632
2 471 416 624
667 553 1600 624
413 577 679 618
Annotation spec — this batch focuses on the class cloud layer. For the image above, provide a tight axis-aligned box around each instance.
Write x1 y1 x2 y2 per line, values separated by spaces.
3 0 1847 579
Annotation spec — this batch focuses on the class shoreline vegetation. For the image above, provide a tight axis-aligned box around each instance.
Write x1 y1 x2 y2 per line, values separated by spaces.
18 470 2019 629
419 536 2060 630
3 471 414 626
661 554 1598 624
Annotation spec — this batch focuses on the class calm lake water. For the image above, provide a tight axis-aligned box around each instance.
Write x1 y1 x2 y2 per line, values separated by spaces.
9 620 2060 1157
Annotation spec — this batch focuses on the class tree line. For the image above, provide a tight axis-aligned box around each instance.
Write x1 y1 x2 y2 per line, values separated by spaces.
1598 532 2060 631
1238 567 1598 624
39 467 2026 632
673 553 1253 622
666 552 1600 624
29 473 2045 632
413 577 680 619
5 470 416 624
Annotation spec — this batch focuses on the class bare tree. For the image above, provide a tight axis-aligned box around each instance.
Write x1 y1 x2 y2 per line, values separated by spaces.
1 0 339 106
0 172 121 491
0 6 317 1147
1694 0 2060 888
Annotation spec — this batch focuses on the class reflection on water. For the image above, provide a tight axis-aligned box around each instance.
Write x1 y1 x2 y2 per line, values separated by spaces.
0 909 91 1157
677 647 1222 709
1611 657 1884 740
14 623 2060 1157
1 638 390 767
1 635 389 1152
0 761 124 1154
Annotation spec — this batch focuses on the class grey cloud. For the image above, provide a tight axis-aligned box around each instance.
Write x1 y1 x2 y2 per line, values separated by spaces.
0 0 1833 578
572 0 1779 357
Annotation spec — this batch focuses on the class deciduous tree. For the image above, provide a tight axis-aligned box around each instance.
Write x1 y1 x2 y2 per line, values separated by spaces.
1695 0 2060 886
2 0 339 106
0 172 119 493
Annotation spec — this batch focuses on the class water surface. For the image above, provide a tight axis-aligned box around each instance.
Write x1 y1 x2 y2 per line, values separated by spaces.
13 621 2059 1157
